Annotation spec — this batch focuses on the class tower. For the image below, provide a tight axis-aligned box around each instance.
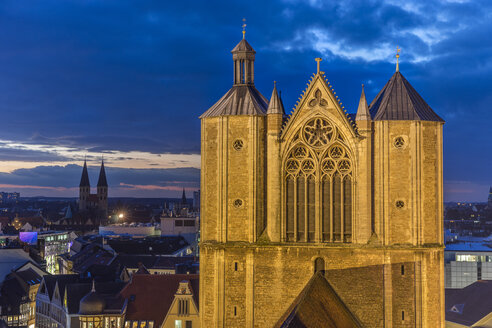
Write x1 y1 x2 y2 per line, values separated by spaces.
200 36 445 327
97 160 108 214
79 160 90 211
200 33 267 327
266 81 285 242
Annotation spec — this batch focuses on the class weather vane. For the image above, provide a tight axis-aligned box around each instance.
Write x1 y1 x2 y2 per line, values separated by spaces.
396 46 401 72
242 18 247 39
315 57 322 74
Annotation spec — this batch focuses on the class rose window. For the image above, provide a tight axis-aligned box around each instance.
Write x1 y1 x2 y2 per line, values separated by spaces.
233 139 243 151
394 137 405 149
303 118 333 148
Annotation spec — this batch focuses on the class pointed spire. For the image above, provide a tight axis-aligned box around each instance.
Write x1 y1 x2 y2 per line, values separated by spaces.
356 84 371 121
91 279 96 292
79 160 90 187
396 46 401 72
267 81 285 115
97 160 108 187
181 188 187 204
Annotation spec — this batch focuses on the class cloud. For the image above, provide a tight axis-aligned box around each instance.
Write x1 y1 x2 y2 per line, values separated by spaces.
0 146 70 162
0 164 200 197
0 0 490 199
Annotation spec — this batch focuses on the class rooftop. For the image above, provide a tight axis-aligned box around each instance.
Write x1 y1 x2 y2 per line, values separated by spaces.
119 274 199 327
369 71 444 122
446 280 492 326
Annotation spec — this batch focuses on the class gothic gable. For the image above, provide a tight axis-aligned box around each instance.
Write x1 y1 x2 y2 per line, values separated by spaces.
278 73 358 244
280 73 358 153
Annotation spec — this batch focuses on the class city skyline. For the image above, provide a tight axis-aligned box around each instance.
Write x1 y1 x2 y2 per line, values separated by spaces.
0 0 491 200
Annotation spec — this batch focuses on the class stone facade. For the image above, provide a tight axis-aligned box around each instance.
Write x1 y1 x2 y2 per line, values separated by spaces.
200 36 445 327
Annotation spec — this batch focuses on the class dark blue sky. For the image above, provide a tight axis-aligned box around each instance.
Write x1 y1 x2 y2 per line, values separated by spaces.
0 0 490 201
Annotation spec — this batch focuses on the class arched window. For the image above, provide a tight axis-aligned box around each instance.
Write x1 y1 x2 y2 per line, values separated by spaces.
284 117 353 243
314 257 325 274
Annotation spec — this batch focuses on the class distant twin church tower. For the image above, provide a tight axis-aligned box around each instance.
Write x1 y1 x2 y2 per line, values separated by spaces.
78 160 108 214
200 33 445 327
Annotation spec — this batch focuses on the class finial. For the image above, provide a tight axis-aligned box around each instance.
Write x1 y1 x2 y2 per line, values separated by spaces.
315 57 322 74
395 46 401 72
242 18 246 39
91 279 96 292
274 80 277 88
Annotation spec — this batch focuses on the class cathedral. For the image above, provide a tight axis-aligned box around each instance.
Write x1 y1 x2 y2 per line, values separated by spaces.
200 33 445 327
78 160 108 215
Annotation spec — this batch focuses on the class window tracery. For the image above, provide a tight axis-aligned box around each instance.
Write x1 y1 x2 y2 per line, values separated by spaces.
284 116 353 243
303 117 333 147
233 139 243 151
394 136 405 149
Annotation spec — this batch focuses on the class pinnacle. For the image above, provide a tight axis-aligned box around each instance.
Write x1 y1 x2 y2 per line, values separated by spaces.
355 84 371 121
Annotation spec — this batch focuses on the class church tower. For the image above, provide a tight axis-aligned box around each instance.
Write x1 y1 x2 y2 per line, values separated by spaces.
200 32 267 327
79 160 90 211
97 160 108 214
200 35 445 327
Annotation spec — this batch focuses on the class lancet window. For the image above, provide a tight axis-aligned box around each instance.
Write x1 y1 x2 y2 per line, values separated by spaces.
284 117 353 243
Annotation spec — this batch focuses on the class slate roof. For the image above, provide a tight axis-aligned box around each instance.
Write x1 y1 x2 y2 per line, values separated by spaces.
42 274 80 299
200 85 268 118
355 85 370 121
80 161 90 187
119 274 199 327
274 272 363 328
14 268 42 286
231 39 255 53
0 277 25 315
97 161 108 187
65 282 126 314
446 280 492 326
369 71 444 122
0 249 34 282
115 255 196 270
106 236 189 255
267 83 285 115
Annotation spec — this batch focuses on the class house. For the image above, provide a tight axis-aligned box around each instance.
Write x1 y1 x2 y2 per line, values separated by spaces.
36 275 125 328
119 274 199 328
0 268 43 328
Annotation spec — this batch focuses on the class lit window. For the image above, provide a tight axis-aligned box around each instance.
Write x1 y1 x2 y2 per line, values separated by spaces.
175 320 182 328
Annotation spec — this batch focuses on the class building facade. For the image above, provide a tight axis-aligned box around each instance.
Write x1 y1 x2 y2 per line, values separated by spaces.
200 35 445 327
445 243 492 289
0 268 43 328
